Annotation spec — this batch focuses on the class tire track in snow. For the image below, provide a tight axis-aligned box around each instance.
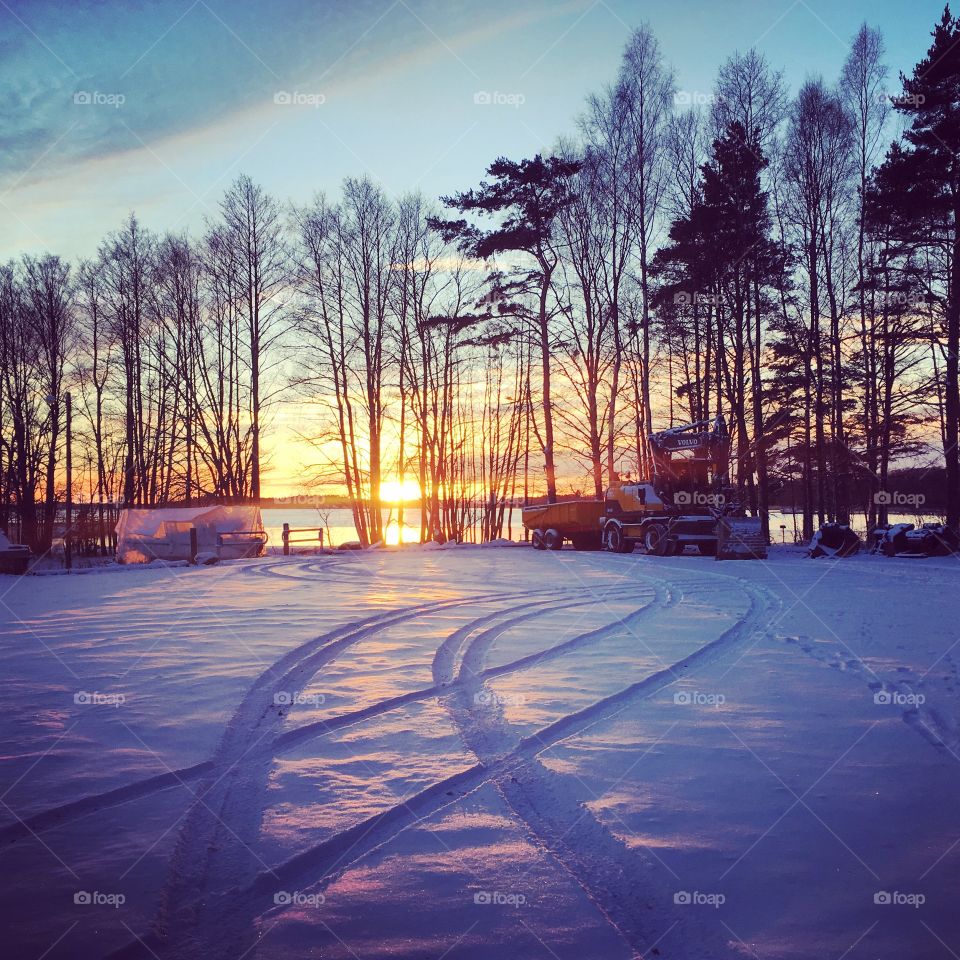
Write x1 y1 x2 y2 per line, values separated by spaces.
273 591 626 754
3 593 496 848
244 553 500 587
114 588 613 959
241 557 354 583
441 572 736 957
112 572 778 960
0 760 214 848
0 591 606 847
134 591 542 958
115 575 773 958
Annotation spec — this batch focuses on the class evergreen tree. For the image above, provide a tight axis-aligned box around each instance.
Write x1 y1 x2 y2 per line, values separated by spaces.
655 123 782 536
431 155 580 503
869 6 960 532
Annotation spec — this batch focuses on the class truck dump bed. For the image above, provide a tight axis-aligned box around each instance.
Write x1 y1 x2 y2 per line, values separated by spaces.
522 501 605 535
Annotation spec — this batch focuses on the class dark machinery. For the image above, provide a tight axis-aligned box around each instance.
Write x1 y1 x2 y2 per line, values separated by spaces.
871 522 957 558
601 417 766 557
523 416 766 557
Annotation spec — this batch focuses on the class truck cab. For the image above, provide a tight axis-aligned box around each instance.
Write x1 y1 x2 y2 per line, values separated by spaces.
603 482 665 522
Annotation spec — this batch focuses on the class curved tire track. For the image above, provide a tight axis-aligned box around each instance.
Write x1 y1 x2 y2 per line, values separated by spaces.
108 587 613 958
204 581 770 959
1 591 607 848
440 572 756 957
111 571 778 960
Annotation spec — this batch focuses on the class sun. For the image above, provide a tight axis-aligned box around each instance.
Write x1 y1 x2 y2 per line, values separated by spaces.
379 478 422 504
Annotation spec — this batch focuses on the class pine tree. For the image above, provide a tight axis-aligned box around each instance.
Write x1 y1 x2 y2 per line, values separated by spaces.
655 123 782 536
431 155 580 503
869 6 960 532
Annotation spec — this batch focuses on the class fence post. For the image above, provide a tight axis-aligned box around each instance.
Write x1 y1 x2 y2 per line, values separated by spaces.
319 528 324 549
283 523 290 556
715 518 725 561
189 526 198 564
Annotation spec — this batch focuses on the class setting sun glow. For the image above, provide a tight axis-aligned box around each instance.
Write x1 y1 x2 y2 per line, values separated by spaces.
384 522 418 545
379 478 423 504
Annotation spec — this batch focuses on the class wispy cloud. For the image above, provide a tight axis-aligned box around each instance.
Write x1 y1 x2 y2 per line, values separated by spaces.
0 0 582 188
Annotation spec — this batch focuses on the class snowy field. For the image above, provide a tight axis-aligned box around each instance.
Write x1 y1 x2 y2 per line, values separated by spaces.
0 546 958 959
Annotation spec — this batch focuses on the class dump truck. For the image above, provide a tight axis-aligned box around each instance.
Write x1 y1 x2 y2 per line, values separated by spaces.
521 500 606 551
522 416 767 558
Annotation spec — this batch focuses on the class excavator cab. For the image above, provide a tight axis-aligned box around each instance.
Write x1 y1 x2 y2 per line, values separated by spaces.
604 418 730 520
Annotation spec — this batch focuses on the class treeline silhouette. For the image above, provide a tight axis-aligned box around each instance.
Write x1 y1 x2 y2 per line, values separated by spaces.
2 11 959 551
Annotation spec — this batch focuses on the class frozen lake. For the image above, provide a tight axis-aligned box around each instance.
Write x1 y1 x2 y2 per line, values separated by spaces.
260 505 939 548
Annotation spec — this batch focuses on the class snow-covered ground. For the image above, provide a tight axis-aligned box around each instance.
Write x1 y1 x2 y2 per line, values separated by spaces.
0 545 958 959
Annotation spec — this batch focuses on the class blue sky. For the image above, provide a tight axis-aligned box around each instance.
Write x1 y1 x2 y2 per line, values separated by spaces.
0 0 943 261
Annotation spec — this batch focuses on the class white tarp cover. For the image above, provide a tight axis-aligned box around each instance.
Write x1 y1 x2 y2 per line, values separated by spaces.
115 506 264 563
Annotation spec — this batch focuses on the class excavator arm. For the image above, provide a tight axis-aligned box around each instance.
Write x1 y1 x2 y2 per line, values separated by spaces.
648 416 730 501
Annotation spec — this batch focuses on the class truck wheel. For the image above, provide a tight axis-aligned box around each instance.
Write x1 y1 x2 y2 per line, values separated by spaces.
531 529 546 551
603 524 620 552
604 523 634 554
643 524 668 556
544 528 564 551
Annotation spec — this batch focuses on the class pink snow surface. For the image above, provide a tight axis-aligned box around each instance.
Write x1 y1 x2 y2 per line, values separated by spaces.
0 545 958 959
